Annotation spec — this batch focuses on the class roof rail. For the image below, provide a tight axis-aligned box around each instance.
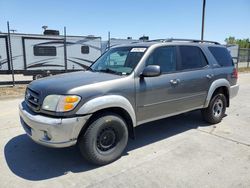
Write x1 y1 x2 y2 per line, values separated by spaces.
147 38 220 45
146 39 167 42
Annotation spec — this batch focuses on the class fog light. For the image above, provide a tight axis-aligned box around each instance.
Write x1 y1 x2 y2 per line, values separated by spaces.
44 131 52 141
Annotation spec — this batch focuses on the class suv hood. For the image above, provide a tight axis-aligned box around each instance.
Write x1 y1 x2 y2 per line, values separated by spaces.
28 71 122 96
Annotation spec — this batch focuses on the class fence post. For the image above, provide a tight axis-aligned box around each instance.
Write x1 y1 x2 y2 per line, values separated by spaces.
247 48 250 68
237 46 240 70
108 31 110 50
7 21 15 86
63 26 68 72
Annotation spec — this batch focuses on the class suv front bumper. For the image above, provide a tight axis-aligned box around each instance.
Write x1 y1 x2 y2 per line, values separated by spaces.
19 101 91 148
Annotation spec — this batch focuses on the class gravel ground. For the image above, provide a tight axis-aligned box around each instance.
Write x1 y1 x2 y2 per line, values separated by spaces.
0 85 26 98
0 74 32 82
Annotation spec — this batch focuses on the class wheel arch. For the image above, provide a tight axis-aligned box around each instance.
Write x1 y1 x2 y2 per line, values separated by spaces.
76 95 136 139
205 79 230 108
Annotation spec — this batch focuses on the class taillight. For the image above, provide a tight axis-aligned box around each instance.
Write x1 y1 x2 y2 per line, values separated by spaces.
232 68 238 79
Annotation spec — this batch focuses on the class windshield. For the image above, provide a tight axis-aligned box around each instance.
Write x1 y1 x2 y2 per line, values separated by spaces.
90 46 147 75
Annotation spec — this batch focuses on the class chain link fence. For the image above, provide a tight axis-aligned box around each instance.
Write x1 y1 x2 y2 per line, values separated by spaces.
239 48 250 68
227 45 250 68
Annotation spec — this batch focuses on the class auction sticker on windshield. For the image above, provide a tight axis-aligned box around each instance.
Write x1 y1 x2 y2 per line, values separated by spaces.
130 48 146 52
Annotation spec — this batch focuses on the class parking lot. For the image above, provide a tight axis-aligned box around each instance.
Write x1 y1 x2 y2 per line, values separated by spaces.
0 73 250 188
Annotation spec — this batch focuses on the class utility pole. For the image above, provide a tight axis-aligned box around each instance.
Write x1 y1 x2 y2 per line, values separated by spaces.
201 0 206 40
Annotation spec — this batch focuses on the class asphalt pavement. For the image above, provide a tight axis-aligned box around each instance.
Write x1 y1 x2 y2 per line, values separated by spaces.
0 73 250 188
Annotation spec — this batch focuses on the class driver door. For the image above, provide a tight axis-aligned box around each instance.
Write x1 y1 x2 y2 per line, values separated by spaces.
136 46 180 124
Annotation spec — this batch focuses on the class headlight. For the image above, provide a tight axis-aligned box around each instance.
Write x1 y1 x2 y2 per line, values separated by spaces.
42 95 81 112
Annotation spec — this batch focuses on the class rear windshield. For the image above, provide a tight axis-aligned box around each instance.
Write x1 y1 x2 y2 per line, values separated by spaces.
208 47 233 67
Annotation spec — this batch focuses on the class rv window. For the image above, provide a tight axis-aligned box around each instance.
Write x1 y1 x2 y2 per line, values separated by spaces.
34 46 57 56
81 46 89 54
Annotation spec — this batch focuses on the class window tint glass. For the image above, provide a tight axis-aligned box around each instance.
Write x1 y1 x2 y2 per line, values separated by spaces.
34 46 56 56
178 46 207 70
91 47 146 75
146 46 176 73
105 51 128 66
81 46 89 54
208 47 233 67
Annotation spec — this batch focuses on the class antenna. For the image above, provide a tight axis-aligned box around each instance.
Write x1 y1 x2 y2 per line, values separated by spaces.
42 25 48 32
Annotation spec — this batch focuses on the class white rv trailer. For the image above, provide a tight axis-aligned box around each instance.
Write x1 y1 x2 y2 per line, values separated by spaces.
0 33 102 78
101 38 140 54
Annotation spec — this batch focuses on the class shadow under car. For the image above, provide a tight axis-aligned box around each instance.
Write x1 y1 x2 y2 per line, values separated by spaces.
4 110 210 181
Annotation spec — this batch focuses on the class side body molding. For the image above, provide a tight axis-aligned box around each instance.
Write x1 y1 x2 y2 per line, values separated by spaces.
204 78 230 108
76 95 136 127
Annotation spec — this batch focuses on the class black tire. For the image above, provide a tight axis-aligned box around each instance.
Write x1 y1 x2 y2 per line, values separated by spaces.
33 74 43 80
202 93 227 124
78 113 128 165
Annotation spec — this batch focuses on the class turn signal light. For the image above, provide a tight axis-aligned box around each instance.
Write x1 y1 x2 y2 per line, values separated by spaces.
65 96 79 103
64 103 74 111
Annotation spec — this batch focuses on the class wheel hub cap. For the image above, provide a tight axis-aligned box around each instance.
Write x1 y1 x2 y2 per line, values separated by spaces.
213 99 223 117
97 128 117 151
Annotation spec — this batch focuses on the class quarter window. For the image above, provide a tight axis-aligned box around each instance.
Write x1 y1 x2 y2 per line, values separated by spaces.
146 46 177 73
33 46 57 56
178 46 207 70
208 47 233 67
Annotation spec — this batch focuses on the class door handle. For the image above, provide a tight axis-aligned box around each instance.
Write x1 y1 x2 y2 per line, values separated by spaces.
206 74 214 79
170 79 180 85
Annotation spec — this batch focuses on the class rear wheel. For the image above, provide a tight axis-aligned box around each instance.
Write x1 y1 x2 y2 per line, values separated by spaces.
202 93 226 124
78 113 128 165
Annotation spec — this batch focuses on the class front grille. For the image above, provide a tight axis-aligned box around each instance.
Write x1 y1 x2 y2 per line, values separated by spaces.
25 88 40 111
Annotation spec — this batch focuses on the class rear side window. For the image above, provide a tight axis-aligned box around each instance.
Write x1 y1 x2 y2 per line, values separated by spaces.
34 46 56 56
178 46 207 70
146 46 177 73
208 47 233 67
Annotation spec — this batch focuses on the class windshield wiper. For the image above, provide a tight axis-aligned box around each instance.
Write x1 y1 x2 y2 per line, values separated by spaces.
98 68 122 75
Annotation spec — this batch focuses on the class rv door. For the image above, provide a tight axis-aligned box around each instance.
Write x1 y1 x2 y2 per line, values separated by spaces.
0 36 9 71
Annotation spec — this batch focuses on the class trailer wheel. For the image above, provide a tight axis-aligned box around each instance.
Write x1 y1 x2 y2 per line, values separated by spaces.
33 74 43 80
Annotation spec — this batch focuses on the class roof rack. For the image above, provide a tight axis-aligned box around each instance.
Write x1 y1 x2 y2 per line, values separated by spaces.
147 38 220 45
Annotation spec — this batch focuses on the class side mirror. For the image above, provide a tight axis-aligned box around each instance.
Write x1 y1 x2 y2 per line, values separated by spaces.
141 65 161 77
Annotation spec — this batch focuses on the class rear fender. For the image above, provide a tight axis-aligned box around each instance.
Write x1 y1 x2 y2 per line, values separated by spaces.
204 79 230 108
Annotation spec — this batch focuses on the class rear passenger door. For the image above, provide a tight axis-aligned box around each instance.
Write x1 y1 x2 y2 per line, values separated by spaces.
174 45 213 111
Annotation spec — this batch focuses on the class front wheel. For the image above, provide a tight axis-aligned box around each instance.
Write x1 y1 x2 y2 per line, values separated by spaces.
78 113 128 165
202 93 227 124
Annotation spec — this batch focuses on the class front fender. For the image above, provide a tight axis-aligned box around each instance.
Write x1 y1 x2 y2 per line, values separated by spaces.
76 95 136 127
204 78 230 108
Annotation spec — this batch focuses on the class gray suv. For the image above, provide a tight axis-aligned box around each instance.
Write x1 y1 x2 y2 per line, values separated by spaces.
19 39 239 165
